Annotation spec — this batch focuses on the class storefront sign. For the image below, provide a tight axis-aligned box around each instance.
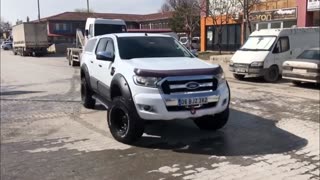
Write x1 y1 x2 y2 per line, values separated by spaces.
308 0 320 11
249 8 297 22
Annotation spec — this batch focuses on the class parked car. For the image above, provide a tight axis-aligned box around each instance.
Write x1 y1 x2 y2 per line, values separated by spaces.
1 41 12 50
230 27 320 82
81 33 230 144
282 47 320 85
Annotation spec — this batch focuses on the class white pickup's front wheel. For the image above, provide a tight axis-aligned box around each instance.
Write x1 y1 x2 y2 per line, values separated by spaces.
108 97 144 144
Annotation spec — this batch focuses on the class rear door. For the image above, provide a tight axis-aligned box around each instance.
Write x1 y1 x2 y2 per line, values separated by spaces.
94 38 115 101
272 36 291 73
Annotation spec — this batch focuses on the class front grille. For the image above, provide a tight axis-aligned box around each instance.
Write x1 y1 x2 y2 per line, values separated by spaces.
233 63 249 68
167 102 218 111
160 77 218 95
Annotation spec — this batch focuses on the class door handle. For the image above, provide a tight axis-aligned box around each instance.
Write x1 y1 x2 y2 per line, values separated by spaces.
90 60 93 63
99 64 102 67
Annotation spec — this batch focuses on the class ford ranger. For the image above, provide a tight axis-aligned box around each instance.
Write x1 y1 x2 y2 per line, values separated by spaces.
80 33 230 144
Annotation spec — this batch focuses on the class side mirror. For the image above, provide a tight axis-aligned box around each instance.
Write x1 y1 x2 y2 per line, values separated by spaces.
85 30 89 37
96 51 114 61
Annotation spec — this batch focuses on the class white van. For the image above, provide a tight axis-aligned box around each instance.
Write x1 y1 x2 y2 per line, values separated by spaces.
229 27 320 82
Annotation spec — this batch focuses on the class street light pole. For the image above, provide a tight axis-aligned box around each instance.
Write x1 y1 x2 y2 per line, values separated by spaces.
87 0 90 13
37 0 41 21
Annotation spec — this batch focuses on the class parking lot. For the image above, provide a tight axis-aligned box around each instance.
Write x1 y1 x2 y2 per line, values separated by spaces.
1 50 319 180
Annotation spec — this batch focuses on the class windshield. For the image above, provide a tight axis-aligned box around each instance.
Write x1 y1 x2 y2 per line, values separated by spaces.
118 36 193 59
94 24 126 36
297 50 320 60
241 36 276 51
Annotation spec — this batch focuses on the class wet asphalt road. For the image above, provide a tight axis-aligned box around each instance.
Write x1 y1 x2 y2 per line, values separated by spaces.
1 50 319 180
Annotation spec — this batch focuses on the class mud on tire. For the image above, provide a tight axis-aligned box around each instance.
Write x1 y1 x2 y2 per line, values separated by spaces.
81 77 96 109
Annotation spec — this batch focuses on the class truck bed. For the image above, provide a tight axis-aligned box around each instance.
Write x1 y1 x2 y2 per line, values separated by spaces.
12 23 48 48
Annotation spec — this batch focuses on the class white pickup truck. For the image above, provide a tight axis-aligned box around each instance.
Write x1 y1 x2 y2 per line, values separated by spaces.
80 33 230 144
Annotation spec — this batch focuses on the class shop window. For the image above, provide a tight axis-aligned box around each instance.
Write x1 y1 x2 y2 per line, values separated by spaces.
63 24 67 31
283 20 297 28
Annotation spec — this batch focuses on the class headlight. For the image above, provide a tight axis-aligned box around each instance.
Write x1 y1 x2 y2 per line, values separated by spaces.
217 71 226 85
133 76 161 88
229 60 234 66
250 61 264 67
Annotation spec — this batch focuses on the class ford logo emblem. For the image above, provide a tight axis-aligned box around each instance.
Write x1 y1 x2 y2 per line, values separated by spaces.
186 82 200 90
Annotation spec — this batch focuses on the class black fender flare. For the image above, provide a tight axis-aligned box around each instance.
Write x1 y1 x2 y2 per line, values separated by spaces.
110 74 133 101
80 64 91 89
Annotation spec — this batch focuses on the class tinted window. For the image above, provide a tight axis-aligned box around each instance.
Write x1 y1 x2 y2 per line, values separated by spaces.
117 37 192 59
297 50 320 60
84 39 97 52
94 24 126 36
95 38 108 53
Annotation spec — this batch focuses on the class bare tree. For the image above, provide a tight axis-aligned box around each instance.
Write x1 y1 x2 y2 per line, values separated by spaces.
238 0 261 34
160 3 172 12
205 0 241 54
161 0 200 49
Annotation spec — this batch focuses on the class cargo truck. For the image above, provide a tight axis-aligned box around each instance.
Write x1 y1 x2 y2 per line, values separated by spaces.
12 22 48 56
67 18 127 66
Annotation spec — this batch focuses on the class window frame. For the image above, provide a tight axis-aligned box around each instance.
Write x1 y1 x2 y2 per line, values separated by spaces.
273 36 290 54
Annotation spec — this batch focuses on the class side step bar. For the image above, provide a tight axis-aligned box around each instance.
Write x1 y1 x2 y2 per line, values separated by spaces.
92 94 111 110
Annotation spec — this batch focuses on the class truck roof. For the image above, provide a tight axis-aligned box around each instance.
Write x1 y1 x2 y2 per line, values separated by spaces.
250 27 320 37
86 18 126 25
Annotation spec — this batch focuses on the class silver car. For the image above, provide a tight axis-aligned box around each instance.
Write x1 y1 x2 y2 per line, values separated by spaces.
282 47 320 85
1 41 13 50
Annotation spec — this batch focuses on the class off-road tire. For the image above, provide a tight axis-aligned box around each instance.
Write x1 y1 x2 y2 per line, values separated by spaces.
233 74 245 80
264 66 279 82
81 77 96 109
108 97 144 144
193 107 229 130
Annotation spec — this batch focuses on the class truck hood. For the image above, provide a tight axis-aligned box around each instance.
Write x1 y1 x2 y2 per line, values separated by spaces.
122 57 222 77
231 50 269 64
124 57 218 70
283 59 320 69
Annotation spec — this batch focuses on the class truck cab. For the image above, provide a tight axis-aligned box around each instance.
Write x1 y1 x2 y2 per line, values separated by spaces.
229 27 320 82
85 18 127 41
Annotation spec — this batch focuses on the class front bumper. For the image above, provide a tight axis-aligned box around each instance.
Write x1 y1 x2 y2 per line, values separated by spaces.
229 64 265 76
133 82 230 120
282 70 320 83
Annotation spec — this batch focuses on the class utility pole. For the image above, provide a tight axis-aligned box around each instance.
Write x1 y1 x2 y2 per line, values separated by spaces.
37 0 41 21
243 0 247 43
87 0 90 13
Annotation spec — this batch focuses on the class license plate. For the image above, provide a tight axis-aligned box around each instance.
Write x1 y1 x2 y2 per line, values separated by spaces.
178 97 208 106
293 69 307 73
235 68 246 73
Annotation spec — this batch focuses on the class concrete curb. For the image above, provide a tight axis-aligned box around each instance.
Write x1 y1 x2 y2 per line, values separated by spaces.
209 55 232 64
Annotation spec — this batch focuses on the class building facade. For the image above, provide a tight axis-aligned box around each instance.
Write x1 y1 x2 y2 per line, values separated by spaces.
200 0 320 52
38 12 173 44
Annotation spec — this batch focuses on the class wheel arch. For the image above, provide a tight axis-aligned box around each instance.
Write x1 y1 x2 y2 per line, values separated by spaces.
110 74 133 101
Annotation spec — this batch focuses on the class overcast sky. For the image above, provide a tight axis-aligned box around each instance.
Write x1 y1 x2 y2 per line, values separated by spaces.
1 0 165 23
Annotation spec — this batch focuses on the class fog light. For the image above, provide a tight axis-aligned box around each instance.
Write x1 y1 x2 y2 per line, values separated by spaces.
139 105 154 112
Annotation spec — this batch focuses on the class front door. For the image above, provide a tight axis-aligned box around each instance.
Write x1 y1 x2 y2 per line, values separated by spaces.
94 38 115 101
272 36 291 73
